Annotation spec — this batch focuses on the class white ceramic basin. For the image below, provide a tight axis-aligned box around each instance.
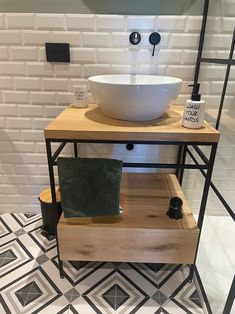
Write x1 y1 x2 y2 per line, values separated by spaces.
88 74 182 121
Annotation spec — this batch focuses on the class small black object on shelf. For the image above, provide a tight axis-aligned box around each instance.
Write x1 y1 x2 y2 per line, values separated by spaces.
167 197 183 220
126 143 134 151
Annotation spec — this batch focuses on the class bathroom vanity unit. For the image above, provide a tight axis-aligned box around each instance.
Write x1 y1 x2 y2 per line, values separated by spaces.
44 104 220 278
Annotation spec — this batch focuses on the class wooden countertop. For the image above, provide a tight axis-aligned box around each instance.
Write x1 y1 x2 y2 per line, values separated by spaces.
44 104 220 143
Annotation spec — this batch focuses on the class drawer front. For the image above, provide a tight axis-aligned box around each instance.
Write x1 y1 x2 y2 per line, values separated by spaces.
58 227 199 264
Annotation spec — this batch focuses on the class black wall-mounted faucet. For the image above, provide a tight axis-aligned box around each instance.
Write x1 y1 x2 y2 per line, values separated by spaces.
149 32 161 56
129 32 141 45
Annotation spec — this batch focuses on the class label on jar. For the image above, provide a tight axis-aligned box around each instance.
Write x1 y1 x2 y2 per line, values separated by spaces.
182 100 205 129
72 85 88 108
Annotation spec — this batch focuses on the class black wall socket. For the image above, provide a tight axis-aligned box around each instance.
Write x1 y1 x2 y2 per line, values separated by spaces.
45 43 70 63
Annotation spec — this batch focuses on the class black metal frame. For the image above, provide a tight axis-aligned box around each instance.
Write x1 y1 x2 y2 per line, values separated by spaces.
223 275 235 314
194 0 235 215
45 138 218 280
189 0 235 311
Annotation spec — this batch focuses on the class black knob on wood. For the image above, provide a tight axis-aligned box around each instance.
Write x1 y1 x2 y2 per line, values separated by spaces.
167 197 183 220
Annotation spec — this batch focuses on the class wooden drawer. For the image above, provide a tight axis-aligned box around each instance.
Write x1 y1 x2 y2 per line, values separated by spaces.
57 173 199 264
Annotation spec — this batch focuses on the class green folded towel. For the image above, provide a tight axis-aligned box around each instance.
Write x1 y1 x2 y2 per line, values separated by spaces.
57 157 123 218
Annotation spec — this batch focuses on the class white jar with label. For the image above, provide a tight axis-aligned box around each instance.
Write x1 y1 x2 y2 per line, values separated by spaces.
72 85 88 108
182 83 205 129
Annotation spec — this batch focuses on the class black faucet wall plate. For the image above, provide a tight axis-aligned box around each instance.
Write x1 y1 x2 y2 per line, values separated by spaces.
45 43 70 63
129 32 141 45
149 32 161 56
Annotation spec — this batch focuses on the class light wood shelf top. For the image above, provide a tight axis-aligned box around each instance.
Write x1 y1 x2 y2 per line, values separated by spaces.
44 104 220 143
59 173 198 232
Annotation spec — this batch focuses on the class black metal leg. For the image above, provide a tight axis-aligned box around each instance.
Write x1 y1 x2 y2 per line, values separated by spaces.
74 142 78 157
58 257 64 278
189 264 195 283
223 275 235 314
197 143 218 230
46 139 64 278
45 139 58 229
176 145 183 179
179 145 187 185
45 139 56 203
189 143 218 282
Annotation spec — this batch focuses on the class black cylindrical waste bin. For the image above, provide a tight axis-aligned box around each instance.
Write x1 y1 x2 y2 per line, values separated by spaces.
38 187 62 239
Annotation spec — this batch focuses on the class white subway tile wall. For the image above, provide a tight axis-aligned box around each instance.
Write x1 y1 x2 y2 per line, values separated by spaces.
5 13 35 29
0 13 234 214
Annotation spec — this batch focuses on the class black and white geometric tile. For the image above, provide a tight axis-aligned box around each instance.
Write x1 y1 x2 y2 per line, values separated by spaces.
0 213 204 314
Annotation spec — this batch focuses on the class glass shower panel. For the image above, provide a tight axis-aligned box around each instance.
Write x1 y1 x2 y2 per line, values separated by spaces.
197 208 235 313
201 0 234 60
196 1 235 313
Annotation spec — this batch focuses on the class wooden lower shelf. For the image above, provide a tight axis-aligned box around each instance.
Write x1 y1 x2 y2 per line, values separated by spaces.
57 173 199 264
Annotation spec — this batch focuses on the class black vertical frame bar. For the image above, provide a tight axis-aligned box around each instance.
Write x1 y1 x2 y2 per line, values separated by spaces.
179 145 187 185
215 27 235 130
223 275 235 314
74 142 78 157
195 267 213 314
176 145 183 179
45 139 56 205
189 143 218 281
45 138 64 278
193 0 210 84
197 144 217 229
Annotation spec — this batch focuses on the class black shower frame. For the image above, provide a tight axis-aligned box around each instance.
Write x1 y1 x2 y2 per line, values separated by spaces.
186 0 235 312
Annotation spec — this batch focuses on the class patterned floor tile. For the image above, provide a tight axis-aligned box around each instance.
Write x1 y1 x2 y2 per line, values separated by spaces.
0 214 204 314
0 216 12 238
1 266 62 313
11 213 42 228
38 259 74 294
158 264 190 294
161 299 204 314
69 298 99 314
1 214 22 233
0 238 33 281
77 268 150 313
36 296 71 314
74 262 116 292
133 298 165 314
118 263 158 296
27 226 57 253
53 259 116 286
172 279 203 308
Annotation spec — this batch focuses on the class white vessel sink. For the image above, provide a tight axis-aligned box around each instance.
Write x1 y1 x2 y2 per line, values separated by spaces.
88 74 182 121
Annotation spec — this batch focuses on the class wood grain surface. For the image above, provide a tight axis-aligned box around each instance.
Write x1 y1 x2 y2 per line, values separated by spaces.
44 104 220 142
57 173 199 264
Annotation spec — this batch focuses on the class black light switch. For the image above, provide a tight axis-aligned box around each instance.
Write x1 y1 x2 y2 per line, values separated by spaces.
45 43 70 62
